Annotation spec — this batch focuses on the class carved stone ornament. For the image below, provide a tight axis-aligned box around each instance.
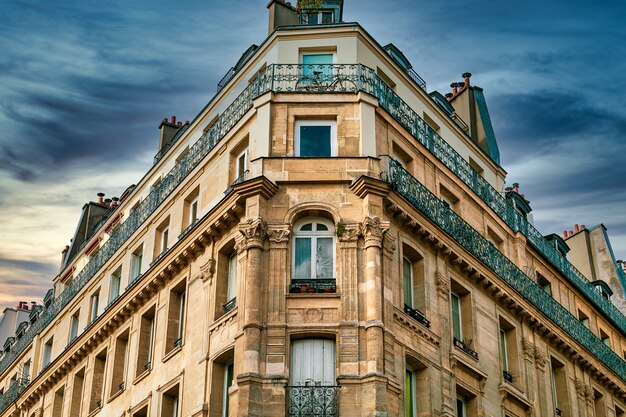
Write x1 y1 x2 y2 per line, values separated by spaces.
337 223 362 242
533 347 547 370
574 377 586 399
32 409 43 417
361 216 389 248
200 258 216 283
584 385 595 406
267 226 291 244
435 270 449 298
238 218 267 250
521 338 535 362
382 233 397 254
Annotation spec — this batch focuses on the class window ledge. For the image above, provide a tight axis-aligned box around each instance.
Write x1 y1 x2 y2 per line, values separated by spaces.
163 344 183 363
209 306 238 332
133 367 151 385
498 383 532 409
287 293 340 299
107 387 124 403
87 405 102 417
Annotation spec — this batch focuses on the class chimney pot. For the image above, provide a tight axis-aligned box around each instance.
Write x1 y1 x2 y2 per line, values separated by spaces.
574 224 579 233
445 92 453 99
185 120 190 125
105 198 112 208
563 231 568 239
513 182 519 193
163 117 168 123
177 121 183 127
462 72 472 87
568 230 573 237
450 83 458 95
581 224 585 230
171 115 176 125
97 192 105 204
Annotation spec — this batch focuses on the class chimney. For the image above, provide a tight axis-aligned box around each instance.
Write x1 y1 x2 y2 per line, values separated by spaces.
451 82 458 95
104 198 112 208
574 224 579 233
462 72 472 88
97 192 105 204
31 301 37 308
158 115 184 157
563 231 568 239
267 0 299 34
513 182 519 193
445 92 453 100
568 230 573 237
581 224 585 230
112 197 119 208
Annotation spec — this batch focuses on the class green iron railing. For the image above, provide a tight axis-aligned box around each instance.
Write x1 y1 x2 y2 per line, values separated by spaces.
382 157 626 382
0 378 28 415
2 63 625 404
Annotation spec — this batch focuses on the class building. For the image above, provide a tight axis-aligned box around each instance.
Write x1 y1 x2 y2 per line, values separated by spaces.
0 1 625 416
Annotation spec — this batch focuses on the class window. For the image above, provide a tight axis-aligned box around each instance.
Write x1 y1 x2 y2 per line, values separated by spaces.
405 368 416 417
89 290 100 323
42 337 53 369
69 368 85 417
69 310 80 344
295 121 337 157
109 267 122 304
468 157 484 178
292 219 335 291
52 385 65 417
450 281 477 360
290 339 335 386
578 310 589 328
600 329 610 347
183 187 200 232
593 389 606 417
235 148 248 182
89 349 107 413
456 396 466 417
216 243 238 318
537 273 552 296
222 363 234 417
403 258 414 308
455 386 477 417
136 306 156 377
161 383 180 417
130 245 143 282
132 404 149 417
402 246 428 326
300 9 335 24
165 279 187 353
110 329 129 396
439 185 459 212
616 404 625 417
499 318 519 384
550 357 570 417
155 218 170 259
225 253 237 313
301 53 334 77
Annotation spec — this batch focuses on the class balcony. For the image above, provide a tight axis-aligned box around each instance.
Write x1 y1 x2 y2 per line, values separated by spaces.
286 385 339 417
502 370 515 384
403 304 430 328
289 279 336 294
453 337 479 361
382 157 626 382
0 378 28 415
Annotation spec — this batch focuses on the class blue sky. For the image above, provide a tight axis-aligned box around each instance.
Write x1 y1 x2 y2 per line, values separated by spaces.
1 0 625 309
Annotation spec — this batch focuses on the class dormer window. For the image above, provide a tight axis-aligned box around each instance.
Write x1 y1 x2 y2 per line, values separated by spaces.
591 280 613 301
300 9 335 24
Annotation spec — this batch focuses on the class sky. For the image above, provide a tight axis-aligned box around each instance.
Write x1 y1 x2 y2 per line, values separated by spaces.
1 0 625 310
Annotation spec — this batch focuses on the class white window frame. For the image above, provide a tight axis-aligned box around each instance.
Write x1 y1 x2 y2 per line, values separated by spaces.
456 396 467 417
499 328 509 372
292 218 336 280
227 253 237 303
189 198 199 225
89 291 100 323
69 312 80 343
222 362 234 417
295 120 337 157
177 290 186 342
109 269 121 303
235 149 248 181
131 246 143 280
161 226 170 254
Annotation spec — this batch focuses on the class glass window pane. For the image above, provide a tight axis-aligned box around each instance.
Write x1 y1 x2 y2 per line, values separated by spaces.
403 258 413 307
227 254 237 300
451 294 462 340
406 370 414 417
316 223 328 231
302 54 333 77
316 238 333 278
295 238 312 279
500 329 508 371
321 11 334 24
299 125 331 157
300 223 313 231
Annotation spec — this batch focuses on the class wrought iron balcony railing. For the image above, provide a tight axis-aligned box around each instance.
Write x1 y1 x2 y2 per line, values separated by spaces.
502 370 515 384
382 157 626 382
453 337 479 360
3 62 625 397
0 378 28 415
223 298 237 314
289 279 337 294
286 385 339 417
404 304 430 328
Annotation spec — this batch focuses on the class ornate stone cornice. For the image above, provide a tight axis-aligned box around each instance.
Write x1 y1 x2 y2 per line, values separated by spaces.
238 218 267 250
361 216 389 248
200 258 216 283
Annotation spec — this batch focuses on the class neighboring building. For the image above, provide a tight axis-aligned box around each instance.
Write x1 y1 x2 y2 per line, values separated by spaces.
564 224 626 317
0 304 31 352
0 1 625 417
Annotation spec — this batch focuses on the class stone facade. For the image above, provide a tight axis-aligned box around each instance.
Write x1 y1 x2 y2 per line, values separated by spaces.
0 5 625 417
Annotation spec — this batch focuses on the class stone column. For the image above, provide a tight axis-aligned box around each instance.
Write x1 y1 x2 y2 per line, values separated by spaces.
435 266 455 417
338 224 361 377
361 216 389 417
238 218 268 375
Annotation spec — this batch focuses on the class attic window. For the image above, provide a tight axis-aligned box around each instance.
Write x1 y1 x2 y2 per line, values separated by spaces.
300 9 335 24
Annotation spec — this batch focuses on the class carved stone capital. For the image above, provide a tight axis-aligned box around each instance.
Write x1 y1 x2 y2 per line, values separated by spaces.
267 225 291 244
361 216 389 248
337 223 362 242
584 385 595 406
382 233 397 254
200 258 216 283
238 218 267 250
435 270 449 298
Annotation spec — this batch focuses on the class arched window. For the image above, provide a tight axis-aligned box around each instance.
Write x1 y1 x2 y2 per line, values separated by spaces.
291 219 336 293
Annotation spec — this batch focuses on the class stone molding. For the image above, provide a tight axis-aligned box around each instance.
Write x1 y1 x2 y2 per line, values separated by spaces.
361 216 389 249
200 258 216 283
267 225 291 244
238 218 268 250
